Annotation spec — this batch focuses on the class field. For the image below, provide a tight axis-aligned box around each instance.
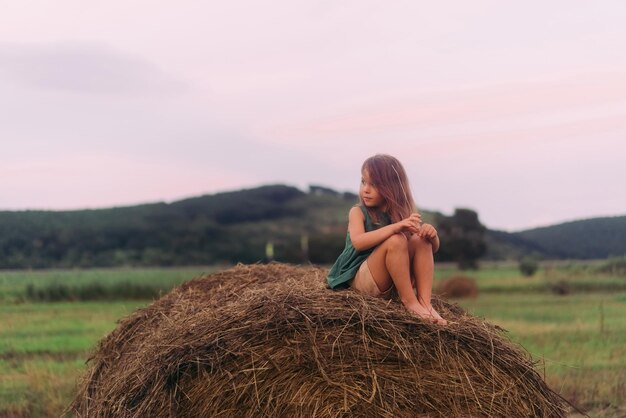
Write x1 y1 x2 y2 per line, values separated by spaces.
1 262 625 417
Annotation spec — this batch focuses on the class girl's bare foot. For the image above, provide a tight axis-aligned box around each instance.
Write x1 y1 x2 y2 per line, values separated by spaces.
405 303 447 325
422 304 447 325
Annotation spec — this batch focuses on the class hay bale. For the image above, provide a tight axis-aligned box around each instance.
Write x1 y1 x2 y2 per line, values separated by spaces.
436 275 478 299
70 263 570 417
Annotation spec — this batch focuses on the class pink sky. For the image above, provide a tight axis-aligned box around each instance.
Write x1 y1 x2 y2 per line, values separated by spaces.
1 1 625 231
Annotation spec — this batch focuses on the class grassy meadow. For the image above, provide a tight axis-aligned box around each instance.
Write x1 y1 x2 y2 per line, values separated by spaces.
1 262 625 417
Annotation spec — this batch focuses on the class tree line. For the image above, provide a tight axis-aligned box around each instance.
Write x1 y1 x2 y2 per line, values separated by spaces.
1 185 490 269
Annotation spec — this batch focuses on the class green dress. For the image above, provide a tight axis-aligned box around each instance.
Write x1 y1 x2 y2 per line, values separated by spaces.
327 206 391 289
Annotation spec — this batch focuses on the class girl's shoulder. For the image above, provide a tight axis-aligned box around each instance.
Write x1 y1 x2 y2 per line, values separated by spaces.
349 205 366 218
353 204 389 218
352 205 388 224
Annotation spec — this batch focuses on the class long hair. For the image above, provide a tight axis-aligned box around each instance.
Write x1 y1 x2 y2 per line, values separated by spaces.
360 154 416 223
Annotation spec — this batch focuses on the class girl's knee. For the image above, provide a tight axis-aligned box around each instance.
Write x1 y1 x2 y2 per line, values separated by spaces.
384 233 408 250
409 234 432 249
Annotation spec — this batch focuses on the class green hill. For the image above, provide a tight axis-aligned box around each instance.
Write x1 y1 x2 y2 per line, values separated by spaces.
0 184 622 268
0 185 359 268
0 184 456 269
518 216 626 259
486 216 626 260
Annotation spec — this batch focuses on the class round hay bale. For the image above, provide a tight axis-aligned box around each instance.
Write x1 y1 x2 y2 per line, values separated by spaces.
436 275 478 299
70 263 570 417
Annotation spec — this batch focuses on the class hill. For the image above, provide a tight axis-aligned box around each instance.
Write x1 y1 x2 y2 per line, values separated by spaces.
486 216 626 260
0 185 372 268
0 184 458 269
0 184 622 268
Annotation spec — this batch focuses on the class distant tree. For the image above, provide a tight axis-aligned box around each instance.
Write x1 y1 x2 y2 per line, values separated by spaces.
309 185 339 196
519 257 539 276
435 209 487 270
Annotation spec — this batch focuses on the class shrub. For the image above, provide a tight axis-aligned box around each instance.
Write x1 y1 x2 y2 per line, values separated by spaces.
436 275 478 299
519 257 539 277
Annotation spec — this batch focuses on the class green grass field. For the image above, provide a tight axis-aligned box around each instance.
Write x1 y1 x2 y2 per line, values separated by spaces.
0 266 220 303
0 266 219 417
1 263 625 417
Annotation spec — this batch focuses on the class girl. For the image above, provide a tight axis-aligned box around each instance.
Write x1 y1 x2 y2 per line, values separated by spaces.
327 154 446 324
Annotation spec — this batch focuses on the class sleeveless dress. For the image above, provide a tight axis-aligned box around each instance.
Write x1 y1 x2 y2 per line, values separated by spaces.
327 206 391 289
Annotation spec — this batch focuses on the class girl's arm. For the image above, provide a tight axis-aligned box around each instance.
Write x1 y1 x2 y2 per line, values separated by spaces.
348 207 421 252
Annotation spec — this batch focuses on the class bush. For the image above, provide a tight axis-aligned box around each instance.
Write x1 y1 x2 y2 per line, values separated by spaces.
436 276 478 299
519 257 539 277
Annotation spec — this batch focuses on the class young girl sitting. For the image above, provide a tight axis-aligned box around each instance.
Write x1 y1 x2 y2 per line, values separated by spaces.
327 154 446 324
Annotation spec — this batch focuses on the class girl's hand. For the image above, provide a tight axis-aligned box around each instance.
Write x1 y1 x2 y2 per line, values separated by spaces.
418 223 438 241
395 213 422 234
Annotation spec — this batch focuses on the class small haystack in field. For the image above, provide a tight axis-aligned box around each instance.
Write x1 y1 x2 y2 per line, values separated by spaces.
436 275 479 299
70 263 570 417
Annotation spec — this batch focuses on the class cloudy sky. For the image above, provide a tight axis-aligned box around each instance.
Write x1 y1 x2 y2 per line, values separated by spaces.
1 1 625 231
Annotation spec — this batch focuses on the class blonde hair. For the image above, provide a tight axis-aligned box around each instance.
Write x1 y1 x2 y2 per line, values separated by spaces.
360 154 416 223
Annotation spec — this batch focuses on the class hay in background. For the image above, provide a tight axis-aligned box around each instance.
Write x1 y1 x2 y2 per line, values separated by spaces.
436 275 479 299
70 263 571 417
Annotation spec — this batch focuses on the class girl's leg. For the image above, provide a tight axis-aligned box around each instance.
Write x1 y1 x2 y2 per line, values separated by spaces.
409 234 446 324
365 233 438 319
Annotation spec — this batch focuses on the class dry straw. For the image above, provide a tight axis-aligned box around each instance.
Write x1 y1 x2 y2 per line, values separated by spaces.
436 276 479 299
70 263 571 417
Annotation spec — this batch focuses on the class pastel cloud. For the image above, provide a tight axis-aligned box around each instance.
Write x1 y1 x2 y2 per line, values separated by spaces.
271 72 626 137
0 42 187 95
0 154 251 210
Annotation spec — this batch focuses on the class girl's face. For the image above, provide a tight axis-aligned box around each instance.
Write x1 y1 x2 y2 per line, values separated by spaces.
360 169 385 209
